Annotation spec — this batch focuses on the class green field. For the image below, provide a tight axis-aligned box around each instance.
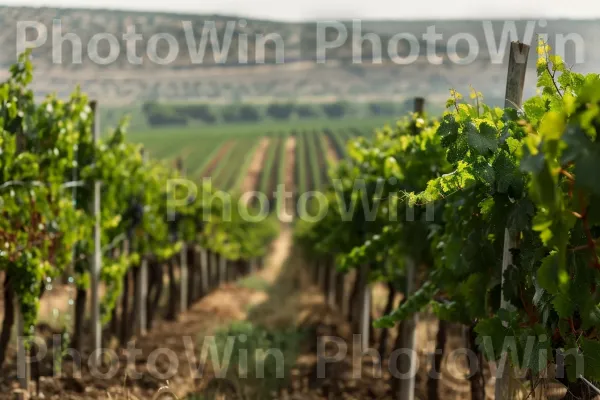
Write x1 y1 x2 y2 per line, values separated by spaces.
125 117 387 212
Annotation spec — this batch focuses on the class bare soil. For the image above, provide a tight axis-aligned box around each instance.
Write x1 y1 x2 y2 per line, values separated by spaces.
323 134 340 165
240 137 271 197
199 141 235 178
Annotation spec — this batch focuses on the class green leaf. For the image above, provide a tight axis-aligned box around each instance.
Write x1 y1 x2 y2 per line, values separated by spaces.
467 122 498 155
552 293 575 318
474 317 510 361
472 161 495 186
374 315 395 329
447 136 469 164
537 253 560 294
493 151 523 196
523 96 548 125
438 114 459 142
479 197 495 217
580 338 600 380
383 156 401 179
507 199 534 232
573 144 600 197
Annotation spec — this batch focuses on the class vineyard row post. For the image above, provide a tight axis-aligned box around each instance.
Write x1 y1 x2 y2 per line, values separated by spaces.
495 41 530 400
200 247 209 295
14 104 30 395
327 258 337 308
120 238 130 343
136 148 149 336
359 262 371 351
177 158 189 313
219 254 227 285
210 251 218 288
395 96 425 400
90 100 103 366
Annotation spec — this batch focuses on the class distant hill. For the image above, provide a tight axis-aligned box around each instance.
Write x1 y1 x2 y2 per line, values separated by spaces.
1 6 599 106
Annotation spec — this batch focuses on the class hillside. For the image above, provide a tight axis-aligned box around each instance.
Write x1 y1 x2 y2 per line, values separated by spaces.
1 6 599 105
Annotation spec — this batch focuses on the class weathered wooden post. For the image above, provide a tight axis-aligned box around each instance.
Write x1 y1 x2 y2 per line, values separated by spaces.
327 259 337 308
176 158 189 313
318 260 327 293
120 238 131 343
249 257 257 274
358 263 371 351
90 100 102 366
15 305 29 396
219 254 227 284
200 247 209 295
210 251 218 288
396 97 425 400
396 258 417 400
495 41 530 400
136 148 149 336
12 102 30 397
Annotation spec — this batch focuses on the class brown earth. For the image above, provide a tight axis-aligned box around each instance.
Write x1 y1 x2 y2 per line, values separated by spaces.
240 137 270 198
199 141 235 179
323 135 340 165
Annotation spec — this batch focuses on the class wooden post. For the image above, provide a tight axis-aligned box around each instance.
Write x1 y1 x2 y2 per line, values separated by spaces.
200 247 209 295
337 273 348 315
180 243 188 312
13 104 30 395
328 261 336 308
219 255 227 284
318 260 327 293
210 251 218 288
396 257 417 400
495 41 530 400
189 246 197 301
414 97 425 115
359 263 371 351
119 239 130 343
15 299 29 393
395 96 427 400
90 100 102 366
136 148 149 336
176 158 189 313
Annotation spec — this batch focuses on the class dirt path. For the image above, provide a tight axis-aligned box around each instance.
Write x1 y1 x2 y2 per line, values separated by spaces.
240 137 270 198
323 134 340 165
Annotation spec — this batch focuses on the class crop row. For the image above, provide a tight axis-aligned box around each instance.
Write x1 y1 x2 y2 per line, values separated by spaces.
146 127 371 211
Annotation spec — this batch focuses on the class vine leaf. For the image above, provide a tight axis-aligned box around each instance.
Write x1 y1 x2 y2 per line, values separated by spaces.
580 338 600 381
467 122 498 155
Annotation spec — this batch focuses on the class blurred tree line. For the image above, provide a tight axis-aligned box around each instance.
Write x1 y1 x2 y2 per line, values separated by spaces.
141 100 410 127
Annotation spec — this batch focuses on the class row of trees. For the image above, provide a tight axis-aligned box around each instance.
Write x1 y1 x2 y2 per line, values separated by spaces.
141 100 408 127
295 41 600 400
0 51 278 395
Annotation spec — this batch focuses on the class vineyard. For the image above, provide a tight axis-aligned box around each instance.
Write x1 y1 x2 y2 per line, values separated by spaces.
129 125 374 211
1 39 600 400
296 41 600 400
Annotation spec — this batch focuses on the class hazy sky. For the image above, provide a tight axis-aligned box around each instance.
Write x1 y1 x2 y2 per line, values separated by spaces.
1 0 600 21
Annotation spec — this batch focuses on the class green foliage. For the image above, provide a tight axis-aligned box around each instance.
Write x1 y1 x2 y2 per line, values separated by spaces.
295 41 600 384
140 100 398 128
0 52 277 334
322 101 351 119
